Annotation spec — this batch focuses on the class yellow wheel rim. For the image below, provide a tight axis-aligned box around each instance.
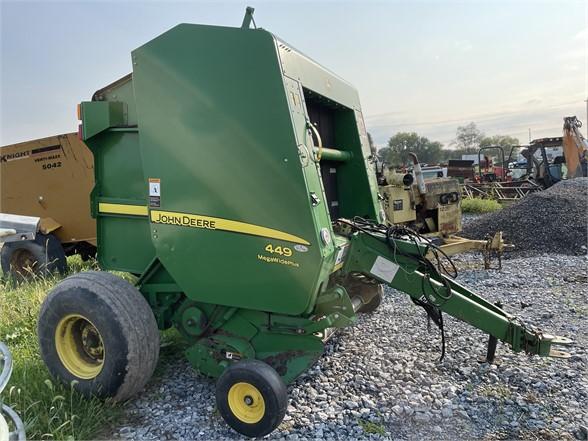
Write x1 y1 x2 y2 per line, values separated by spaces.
227 382 265 424
54 314 105 379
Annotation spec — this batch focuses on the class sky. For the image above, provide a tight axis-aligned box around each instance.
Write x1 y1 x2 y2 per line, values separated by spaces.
1 0 587 148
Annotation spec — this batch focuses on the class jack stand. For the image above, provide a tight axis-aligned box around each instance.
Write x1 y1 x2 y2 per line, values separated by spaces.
479 301 503 363
485 335 498 363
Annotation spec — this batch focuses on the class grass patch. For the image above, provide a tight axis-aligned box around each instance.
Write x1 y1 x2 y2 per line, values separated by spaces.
0 255 122 440
358 418 387 435
479 384 512 400
461 198 503 214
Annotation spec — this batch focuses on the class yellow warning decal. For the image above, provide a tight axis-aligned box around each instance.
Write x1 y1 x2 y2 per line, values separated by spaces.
150 210 310 246
98 203 149 216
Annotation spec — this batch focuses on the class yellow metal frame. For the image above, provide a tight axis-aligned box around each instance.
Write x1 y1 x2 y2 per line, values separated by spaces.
425 232 513 258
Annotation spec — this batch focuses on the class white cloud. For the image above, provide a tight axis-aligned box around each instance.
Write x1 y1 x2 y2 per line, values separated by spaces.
453 39 473 52
559 28 588 62
573 28 588 41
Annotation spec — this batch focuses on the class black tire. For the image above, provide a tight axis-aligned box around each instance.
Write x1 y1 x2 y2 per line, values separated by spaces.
359 285 384 313
79 248 96 262
73 242 97 262
1 233 67 281
37 271 159 401
216 359 287 437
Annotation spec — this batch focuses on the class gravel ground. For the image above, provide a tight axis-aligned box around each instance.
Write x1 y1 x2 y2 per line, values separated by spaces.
461 178 588 257
110 253 587 440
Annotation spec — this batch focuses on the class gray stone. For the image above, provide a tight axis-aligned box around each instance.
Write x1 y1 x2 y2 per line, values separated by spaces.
441 407 453 418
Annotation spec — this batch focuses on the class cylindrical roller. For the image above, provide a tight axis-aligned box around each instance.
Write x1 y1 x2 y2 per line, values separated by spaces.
313 147 352 162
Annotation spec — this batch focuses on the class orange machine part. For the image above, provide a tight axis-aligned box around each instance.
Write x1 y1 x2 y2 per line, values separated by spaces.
562 126 585 179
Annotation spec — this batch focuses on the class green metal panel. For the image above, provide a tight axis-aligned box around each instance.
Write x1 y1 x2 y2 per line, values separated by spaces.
92 74 137 126
91 131 145 202
333 109 381 220
97 215 153 273
82 21 381 315
276 38 361 110
130 24 370 315
80 101 124 139
84 128 154 274
276 37 381 222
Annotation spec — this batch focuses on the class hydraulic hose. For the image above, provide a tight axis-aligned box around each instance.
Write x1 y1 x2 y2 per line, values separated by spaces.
307 121 323 162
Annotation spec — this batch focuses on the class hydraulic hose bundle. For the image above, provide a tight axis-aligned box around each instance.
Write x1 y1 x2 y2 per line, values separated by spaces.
336 217 458 359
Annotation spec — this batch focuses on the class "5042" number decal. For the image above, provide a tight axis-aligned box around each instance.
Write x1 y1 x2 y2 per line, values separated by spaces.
42 161 62 170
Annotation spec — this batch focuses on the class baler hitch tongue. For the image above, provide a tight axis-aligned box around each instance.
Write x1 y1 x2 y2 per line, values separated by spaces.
541 334 573 358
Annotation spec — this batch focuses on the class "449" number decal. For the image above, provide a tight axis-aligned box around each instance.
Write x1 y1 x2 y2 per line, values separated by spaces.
265 244 293 257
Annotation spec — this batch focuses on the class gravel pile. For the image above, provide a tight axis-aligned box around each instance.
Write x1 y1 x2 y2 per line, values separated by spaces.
461 178 588 256
109 254 587 440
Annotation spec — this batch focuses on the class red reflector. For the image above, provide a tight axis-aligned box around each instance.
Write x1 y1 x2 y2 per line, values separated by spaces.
78 124 83 140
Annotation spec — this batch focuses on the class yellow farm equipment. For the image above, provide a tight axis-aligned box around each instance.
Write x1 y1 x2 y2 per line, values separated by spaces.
0 133 96 279
379 155 510 266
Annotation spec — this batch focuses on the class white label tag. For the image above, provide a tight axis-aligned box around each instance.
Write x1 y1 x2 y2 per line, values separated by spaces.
149 181 160 196
148 178 161 207
370 256 399 283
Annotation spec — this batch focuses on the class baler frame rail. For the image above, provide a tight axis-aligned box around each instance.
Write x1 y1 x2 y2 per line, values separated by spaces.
337 220 572 359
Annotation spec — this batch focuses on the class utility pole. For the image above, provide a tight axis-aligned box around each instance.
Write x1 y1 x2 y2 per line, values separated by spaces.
528 128 532 143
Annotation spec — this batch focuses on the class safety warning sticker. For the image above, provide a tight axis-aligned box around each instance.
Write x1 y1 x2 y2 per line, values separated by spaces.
149 178 161 207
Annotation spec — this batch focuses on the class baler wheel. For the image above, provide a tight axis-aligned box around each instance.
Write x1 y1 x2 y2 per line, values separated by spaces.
216 359 287 437
37 271 159 401
1 233 66 282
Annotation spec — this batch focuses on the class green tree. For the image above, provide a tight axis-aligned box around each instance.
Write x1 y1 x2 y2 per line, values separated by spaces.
377 146 391 162
453 122 484 152
383 132 442 166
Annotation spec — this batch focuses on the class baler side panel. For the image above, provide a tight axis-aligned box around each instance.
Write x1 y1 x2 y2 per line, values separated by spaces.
131 25 326 315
